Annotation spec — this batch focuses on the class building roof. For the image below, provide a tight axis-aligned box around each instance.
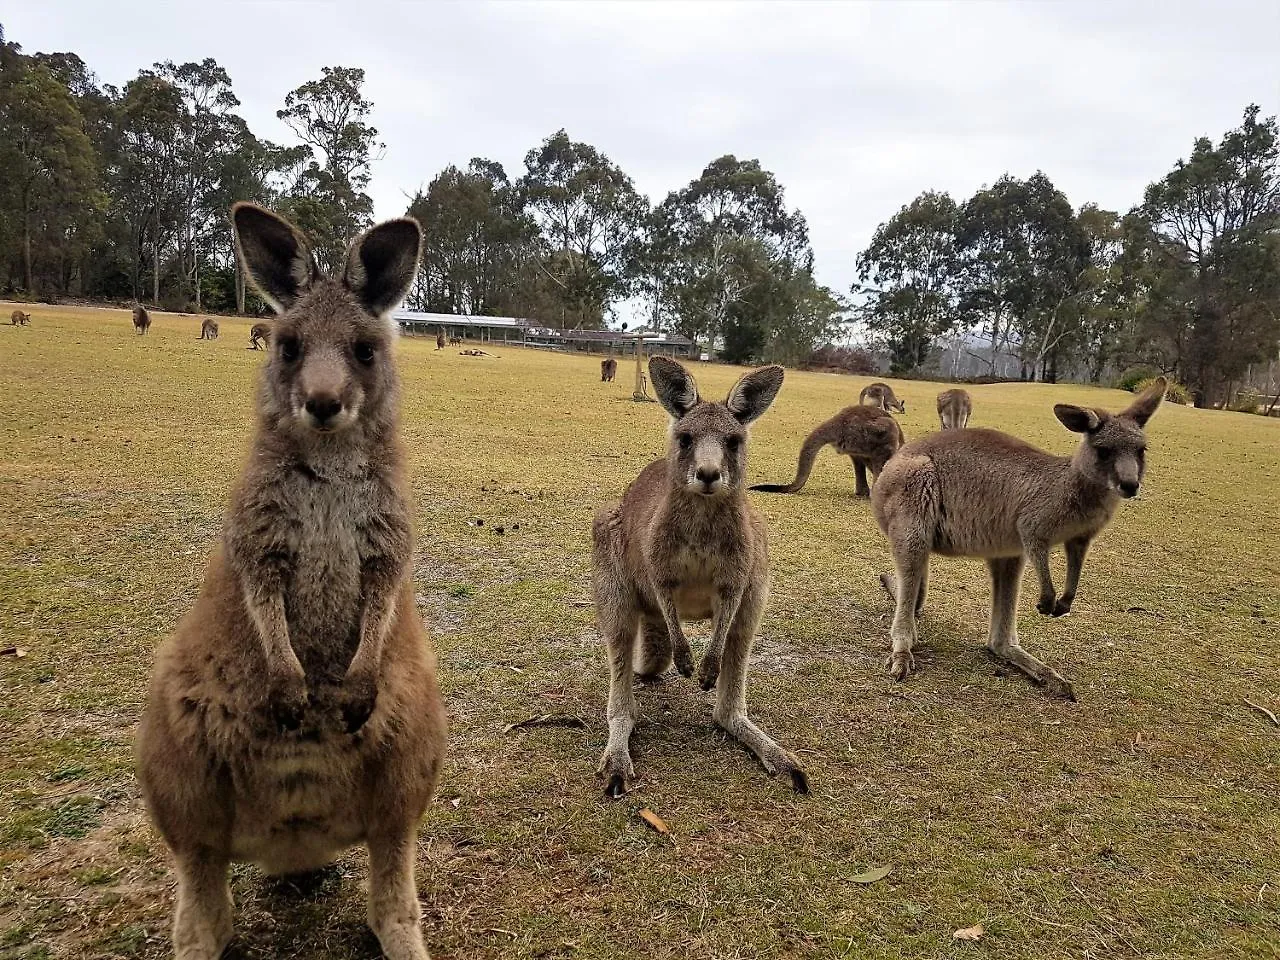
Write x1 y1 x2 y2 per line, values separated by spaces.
393 309 693 346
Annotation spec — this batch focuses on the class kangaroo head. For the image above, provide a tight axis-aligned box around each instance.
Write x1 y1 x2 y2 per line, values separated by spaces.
650 356 784 498
232 203 421 439
1054 378 1166 499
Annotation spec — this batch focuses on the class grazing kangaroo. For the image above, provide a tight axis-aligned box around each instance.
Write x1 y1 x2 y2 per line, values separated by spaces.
9 309 30 325
593 357 807 797
449 335 462 345
199 317 219 340
601 357 617 382
137 204 446 960
936 388 972 429
751 405 904 498
872 379 1167 699
859 381 905 413
133 305 151 335
248 322 271 350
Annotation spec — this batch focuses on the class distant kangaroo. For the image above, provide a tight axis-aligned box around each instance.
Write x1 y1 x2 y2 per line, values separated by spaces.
248 321 270 350
872 379 1167 699
593 356 807 797
936 388 972 429
860 381 905 413
601 357 617 382
436 330 445 350
198 317 219 340
751 405 904 498
9 309 30 326
137 204 445 960
133 305 151 335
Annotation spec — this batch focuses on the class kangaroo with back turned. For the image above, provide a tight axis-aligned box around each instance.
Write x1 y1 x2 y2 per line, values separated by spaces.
592 357 807 798
137 204 446 960
872 379 1167 699
860 381 905 413
133 305 151 335
600 357 617 382
751 405 904 498
936 388 972 429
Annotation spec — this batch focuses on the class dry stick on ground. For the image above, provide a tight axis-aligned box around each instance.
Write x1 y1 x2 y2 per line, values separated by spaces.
1244 699 1279 726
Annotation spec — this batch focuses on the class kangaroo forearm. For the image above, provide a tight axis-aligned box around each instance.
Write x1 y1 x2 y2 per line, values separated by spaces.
242 586 301 675
707 588 745 659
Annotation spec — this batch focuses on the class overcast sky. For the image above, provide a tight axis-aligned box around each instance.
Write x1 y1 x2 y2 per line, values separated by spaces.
8 1 1280 309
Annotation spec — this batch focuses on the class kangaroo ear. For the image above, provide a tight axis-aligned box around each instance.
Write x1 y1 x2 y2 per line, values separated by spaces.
1121 377 1167 427
343 218 423 317
1054 404 1102 434
649 356 700 420
231 203 319 313
727 365 784 425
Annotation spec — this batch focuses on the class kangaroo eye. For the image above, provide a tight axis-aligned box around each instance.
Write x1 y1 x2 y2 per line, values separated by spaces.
725 435 743 452
353 341 376 365
1095 446 1113 461
278 336 301 363
677 433 693 450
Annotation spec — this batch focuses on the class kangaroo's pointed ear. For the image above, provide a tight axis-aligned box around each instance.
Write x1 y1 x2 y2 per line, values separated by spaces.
727 365 784 425
231 203 319 313
343 218 423 317
1054 404 1102 434
649 356 699 420
1121 377 1167 427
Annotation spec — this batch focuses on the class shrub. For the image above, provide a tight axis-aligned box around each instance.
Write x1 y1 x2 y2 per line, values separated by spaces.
800 345 878 375
1115 365 1159 392
1134 377 1192 405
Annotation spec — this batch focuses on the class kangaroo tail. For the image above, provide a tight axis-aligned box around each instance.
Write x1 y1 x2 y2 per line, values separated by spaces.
750 421 836 494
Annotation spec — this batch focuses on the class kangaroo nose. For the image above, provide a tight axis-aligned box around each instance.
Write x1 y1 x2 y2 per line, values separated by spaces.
695 467 721 487
305 395 342 425
1119 480 1139 498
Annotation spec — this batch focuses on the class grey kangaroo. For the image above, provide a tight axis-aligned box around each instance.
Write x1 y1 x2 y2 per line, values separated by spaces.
751 405 904 498
860 381 905 413
592 356 807 798
133 305 151 335
936 388 972 429
601 357 618 382
872 379 1167 699
248 321 271 350
10 309 30 325
199 317 219 340
137 204 446 960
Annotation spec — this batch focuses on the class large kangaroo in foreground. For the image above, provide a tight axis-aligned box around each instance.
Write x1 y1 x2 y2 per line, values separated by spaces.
860 381 905 413
936 388 972 429
593 357 807 798
872 379 1166 699
137 204 446 960
751 405 904 498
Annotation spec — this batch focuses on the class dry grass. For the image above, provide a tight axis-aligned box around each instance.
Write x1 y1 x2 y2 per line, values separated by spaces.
1 302 1278 960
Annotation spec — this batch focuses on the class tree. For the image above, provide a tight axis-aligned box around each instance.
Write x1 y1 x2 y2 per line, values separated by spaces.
517 130 647 328
277 66 382 270
1136 105 1280 404
854 191 960 374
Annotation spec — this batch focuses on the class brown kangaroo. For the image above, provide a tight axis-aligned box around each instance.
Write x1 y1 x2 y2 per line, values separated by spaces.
10 309 30 325
751 405 904 498
198 317 219 340
435 329 445 350
859 381 905 413
136 204 446 960
872 379 1167 699
936 388 972 429
593 356 807 798
248 321 271 350
133 305 151 335
600 357 618 382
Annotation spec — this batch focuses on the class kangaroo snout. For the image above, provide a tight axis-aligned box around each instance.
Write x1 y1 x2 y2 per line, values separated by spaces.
1118 479 1140 498
304 393 344 428
694 466 722 492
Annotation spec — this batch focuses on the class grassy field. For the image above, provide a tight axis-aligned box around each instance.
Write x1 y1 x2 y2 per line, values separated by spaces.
1 303 1278 960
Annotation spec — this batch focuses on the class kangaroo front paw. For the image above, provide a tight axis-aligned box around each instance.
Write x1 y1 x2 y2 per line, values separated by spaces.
1051 597 1074 617
267 667 309 731
673 645 695 679
597 750 635 800
697 653 721 691
878 571 896 600
338 671 378 732
886 650 916 682
1036 594 1057 616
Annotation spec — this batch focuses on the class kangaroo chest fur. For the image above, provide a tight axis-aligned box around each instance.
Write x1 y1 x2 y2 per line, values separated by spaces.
646 499 751 622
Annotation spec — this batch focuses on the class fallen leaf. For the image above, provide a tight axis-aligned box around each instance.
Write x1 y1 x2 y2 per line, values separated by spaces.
850 865 893 884
501 714 587 734
953 923 984 941
638 808 670 834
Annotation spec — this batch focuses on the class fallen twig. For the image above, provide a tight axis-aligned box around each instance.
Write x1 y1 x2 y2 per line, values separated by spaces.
501 714 588 734
1244 699 1279 727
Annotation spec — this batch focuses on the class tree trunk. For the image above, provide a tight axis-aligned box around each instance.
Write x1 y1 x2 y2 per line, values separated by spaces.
22 218 33 293
235 259 246 314
193 249 201 313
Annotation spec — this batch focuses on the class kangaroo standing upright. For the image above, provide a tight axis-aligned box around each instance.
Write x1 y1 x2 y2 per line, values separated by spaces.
600 357 617 382
137 204 446 960
859 381 905 413
936 388 972 429
593 357 807 797
751 405 904 498
133 305 151 335
872 380 1167 699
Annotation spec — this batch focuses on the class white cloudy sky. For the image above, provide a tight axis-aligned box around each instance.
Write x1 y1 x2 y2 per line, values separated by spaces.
9 1 1280 305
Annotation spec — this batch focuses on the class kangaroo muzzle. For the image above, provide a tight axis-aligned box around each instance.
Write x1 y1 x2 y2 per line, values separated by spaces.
688 438 727 495
297 351 359 432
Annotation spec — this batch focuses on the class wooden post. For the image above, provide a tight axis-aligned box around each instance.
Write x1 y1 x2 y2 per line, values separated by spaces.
632 333 646 401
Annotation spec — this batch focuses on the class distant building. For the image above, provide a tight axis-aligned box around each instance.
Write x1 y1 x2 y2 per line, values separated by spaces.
392 310 695 357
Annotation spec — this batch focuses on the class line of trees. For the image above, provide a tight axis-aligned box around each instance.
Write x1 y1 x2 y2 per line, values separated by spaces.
855 106 1280 406
1 22 1277 397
